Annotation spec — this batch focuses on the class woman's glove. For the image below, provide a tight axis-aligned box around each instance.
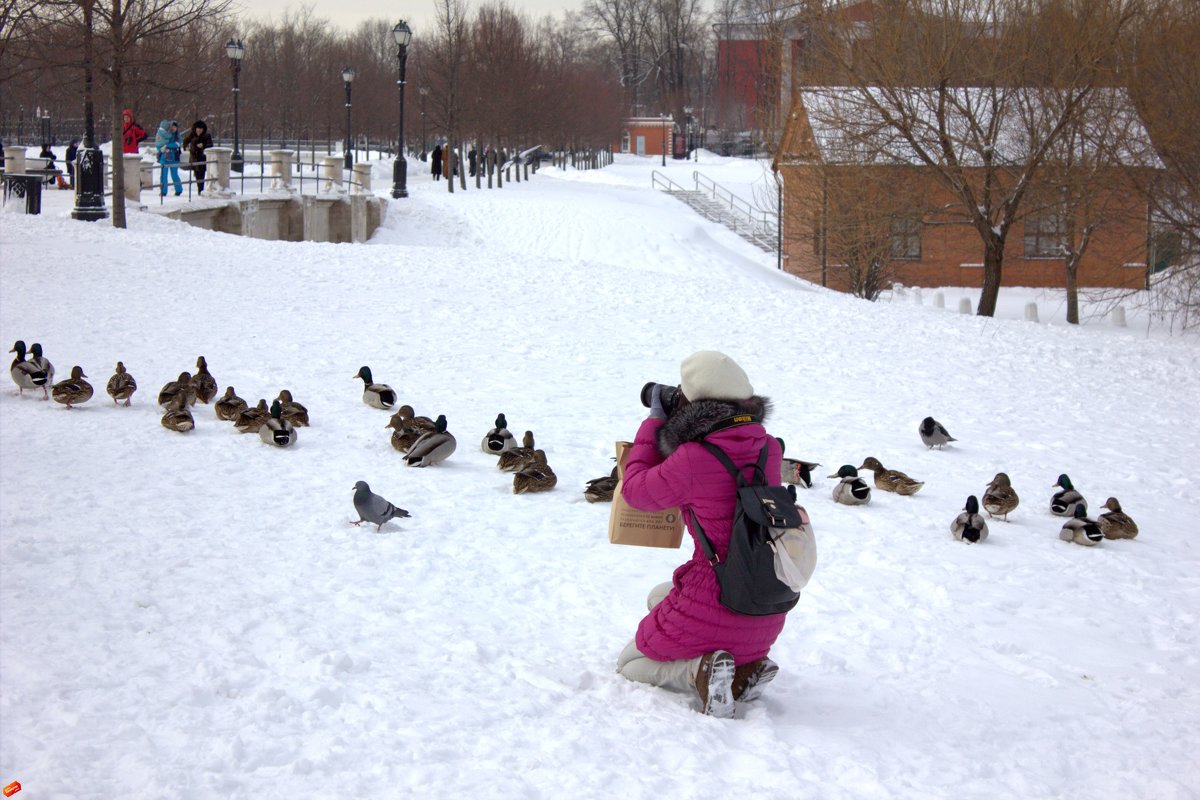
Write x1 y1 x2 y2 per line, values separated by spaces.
648 383 667 420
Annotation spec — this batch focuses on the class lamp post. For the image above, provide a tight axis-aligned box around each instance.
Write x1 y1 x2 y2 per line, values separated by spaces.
661 113 667 167
684 105 693 160
226 38 245 173
342 66 355 170
72 0 106 221
390 19 413 199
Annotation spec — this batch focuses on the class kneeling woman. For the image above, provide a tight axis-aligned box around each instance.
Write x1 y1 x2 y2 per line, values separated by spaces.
617 350 789 718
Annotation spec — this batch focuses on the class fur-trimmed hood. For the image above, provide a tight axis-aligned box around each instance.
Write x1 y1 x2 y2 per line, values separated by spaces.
656 396 771 458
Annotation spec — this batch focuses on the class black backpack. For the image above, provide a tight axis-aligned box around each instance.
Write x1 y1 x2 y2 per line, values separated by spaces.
690 441 803 617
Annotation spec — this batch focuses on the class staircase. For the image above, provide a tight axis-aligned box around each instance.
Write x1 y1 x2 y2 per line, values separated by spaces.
652 170 778 253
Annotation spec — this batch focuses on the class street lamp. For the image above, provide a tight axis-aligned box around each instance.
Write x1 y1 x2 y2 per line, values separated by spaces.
390 19 413 199
342 66 355 171
72 0 106 221
226 37 245 173
684 105 693 160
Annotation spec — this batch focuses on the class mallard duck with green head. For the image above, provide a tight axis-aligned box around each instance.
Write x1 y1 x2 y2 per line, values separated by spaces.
513 450 557 494
259 399 298 447
9 340 49 398
160 393 195 432
1098 497 1138 540
214 386 248 421
498 431 537 472
1050 474 1087 517
158 371 196 408
106 361 138 406
777 438 820 488
354 366 396 410
51 366 94 408
482 413 516 455
276 389 309 427
1059 504 1103 546
234 399 270 433
29 343 54 387
858 456 924 495
191 356 218 404
405 414 456 467
829 465 871 505
950 496 989 543
982 472 1019 520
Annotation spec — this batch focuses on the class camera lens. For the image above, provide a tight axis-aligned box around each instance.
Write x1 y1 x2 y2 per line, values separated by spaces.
640 382 657 408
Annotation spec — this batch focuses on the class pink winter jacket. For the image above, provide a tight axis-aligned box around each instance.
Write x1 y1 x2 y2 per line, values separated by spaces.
621 414 787 665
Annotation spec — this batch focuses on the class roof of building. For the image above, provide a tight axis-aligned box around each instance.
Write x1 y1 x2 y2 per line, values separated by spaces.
777 85 1159 169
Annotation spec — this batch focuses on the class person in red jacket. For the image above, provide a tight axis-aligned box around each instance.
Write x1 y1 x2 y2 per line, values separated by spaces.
617 351 787 718
122 108 147 154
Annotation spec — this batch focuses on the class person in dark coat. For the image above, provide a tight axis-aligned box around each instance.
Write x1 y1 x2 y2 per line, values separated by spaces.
65 138 80 188
182 120 214 194
38 144 58 185
468 147 477 177
431 144 443 180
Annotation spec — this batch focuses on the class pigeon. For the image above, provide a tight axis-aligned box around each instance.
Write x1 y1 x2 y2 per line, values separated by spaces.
919 416 957 449
352 481 410 531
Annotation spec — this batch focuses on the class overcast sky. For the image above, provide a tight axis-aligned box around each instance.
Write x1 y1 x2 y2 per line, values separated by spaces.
235 0 584 35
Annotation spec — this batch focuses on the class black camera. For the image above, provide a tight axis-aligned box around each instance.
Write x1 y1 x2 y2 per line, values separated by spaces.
640 382 682 417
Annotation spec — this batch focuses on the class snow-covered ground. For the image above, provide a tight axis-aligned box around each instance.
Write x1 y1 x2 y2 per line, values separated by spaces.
2 152 1198 799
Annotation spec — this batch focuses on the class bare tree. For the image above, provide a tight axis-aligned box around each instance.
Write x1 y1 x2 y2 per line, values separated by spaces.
584 0 654 113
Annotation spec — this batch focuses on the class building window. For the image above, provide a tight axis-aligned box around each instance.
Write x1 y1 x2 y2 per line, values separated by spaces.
1024 211 1065 258
889 217 921 260
621 131 631 153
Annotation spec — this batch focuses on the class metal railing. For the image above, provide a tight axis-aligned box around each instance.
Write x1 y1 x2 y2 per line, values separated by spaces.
650 170 690 194
692 171 777 233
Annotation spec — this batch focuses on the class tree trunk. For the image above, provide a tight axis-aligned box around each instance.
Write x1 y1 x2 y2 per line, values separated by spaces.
1065 259 1080 324
978 234 1005 317
109 0 126 228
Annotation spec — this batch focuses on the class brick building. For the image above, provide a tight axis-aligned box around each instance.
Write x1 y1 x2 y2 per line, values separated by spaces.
616 116 677 158
773 87 1159 292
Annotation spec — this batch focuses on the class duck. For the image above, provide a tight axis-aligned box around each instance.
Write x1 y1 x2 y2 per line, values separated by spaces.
777 438 820 488
405 414 457 467
584 465 620 503
950 495 989 543
1097 497 1139 540
214 386 248 421
191 356 218 404
276 389 309 427
513 450 558 494
105 361 138 406
259 399 298 447
160 393 195 432
386 405 436 452
9 340 49 398
1050 474 1087 517
982 472 1020 520
919 416 957 449
1059 504 1103 546
829 464 871 505
233 398 270 433
354 366 396 409
482 413 516 455
158 371 196 408
498 431 537 472
29 343 55 387
51 365 94 408
857 456 924 495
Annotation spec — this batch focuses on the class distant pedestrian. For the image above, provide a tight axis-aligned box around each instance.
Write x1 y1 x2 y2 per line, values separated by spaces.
431 144 443 180
122 109 147 154
468 147 477 177
182 120 213 194
155 119 183 197
38 144 58 186
65 138 79 188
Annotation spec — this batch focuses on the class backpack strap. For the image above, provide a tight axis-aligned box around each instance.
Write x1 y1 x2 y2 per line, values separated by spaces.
699 441 770 487
689 509 721 566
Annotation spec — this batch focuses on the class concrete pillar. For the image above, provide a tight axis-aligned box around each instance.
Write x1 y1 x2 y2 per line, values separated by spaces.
122 154 144 202
140 159 156 191
913 288 923 306
269 149 295 191
958 298 972 314
352 163 372 195
322 156 344 194
1112 305 1127 327
933 291 945 309
1024 302 1040 323
4 146 26 174
207 146 233 197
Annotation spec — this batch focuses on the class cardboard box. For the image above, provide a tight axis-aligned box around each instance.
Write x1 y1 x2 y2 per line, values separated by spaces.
607 440 684 549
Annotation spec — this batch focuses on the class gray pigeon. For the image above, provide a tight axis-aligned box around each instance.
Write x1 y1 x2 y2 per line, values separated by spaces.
352 481 410 531
919 416 957 449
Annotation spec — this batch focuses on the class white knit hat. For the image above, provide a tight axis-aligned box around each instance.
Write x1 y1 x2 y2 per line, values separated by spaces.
679 350 753 401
